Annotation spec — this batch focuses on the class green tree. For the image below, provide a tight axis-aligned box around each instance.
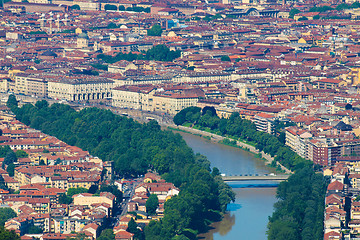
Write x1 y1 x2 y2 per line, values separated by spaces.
127 218 144 240
15 150 28 158
3 151 17 168
0 176 8 190
146 194 159 215
221 55 231 62
6 95 18 110
98 229 115 240
98 184 123 204
6 163 14 177
336 3 351 10
107 22 118 29
71 4 80 10
147 24 162 36
59 193 72 204
35 100 49 109
0 226 20 240
67 187 88 197
104 4 117 11
298 16 308 21
145 44 180 61
27 224 43 234
289 8 300 19
0 208 17 226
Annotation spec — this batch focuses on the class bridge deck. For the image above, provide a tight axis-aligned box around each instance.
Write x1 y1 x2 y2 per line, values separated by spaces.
222 175 290 182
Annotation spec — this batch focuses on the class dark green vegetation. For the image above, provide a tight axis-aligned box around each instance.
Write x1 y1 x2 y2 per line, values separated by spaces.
0 227 20 240
0 208 17 227
12 100 235 240
336 2 360 10
174 106 311 171
267 167 327 240
97 44 181 63
104 4 117 11
98 229 115 240
146 194 159 215
127 218 145 240
147 24 162 36
174 107 327 239
0 208 19 239
289 8 301 19
309 6 333 12
71 4 80 10
59 187 88 204
220 55 231 62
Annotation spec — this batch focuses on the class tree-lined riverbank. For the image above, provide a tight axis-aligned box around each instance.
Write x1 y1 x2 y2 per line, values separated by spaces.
9 99 235 240
174 107 328 240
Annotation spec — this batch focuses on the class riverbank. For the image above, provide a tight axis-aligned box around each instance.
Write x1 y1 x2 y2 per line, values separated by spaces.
179 131 279 240
169 125 293 174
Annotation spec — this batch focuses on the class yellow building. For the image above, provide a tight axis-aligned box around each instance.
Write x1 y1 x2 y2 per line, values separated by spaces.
346 68 360 86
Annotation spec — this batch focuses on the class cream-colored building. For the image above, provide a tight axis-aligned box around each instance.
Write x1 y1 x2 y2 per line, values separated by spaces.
108 61 137 74
53 217 87 234
112 85 203 114
14 73 48 97
150 92 200 115
73 192 114 209
112 85 155 110
176 72 231 83
48 78 113 101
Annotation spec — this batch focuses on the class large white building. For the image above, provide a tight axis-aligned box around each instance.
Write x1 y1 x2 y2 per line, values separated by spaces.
48 78 114 101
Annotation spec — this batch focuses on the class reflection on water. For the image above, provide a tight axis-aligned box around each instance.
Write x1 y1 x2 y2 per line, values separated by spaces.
199 214 236 240
199 188 277 240
175 131 278 240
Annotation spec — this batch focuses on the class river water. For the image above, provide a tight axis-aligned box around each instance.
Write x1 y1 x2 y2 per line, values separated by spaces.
177 132 278 240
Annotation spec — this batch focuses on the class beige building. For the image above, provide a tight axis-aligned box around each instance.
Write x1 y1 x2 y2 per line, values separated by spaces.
112 85 155 110
48 78 113 101
108 61 137 74
14 73 48 97
112 85 203 114
150 92 200 115
53 217 87 234
73 192 115 209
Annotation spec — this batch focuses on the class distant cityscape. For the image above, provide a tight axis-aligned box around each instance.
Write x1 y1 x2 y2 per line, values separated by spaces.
2 0 360 239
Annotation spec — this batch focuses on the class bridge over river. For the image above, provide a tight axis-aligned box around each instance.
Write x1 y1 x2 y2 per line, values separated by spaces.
222 175 290 182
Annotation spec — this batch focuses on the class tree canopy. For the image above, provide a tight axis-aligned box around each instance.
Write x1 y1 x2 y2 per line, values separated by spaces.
98 229 115 240
97 44 180 63
289 8 300 19
0 208 17 227
13 102 235 240
0 227 20 240
146 194 159 215
6 94 18 110
147 24 162 36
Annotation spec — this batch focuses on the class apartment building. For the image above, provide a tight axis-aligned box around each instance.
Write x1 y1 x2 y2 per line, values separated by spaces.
111 85 155 110
14 73 48 97
253 112 276 134
48 78 114 101
285 126 312 159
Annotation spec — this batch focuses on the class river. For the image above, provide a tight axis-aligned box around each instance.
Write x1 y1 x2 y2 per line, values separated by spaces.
177 131 278 240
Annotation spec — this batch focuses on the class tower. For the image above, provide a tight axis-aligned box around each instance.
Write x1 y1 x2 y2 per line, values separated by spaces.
77 32 89 48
